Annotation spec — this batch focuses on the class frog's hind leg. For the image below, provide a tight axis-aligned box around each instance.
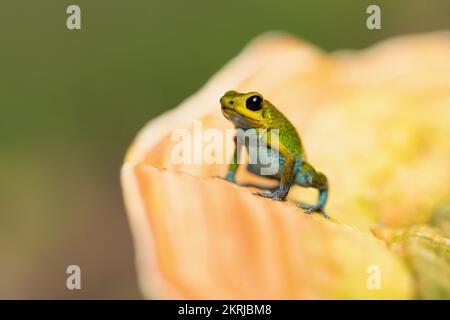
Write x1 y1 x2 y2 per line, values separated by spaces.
295 162 329 218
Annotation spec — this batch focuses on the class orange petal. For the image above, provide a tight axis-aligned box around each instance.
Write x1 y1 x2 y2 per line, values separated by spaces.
122 32 450 299
123 167 413 299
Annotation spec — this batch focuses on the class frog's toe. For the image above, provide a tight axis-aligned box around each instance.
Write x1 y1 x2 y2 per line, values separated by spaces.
253 190 283 201
297 203 314 214
297 203 329 219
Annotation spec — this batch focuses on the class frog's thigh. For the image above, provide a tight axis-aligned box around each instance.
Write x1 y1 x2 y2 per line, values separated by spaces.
294 162 318 187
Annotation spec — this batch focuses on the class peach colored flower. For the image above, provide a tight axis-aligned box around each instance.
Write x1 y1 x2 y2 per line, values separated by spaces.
122 32 450 299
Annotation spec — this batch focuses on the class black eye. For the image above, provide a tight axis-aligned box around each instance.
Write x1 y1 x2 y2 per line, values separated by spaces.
246 95 263 111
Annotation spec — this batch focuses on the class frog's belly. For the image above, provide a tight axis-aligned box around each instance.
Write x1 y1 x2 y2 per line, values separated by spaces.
245 144 283 179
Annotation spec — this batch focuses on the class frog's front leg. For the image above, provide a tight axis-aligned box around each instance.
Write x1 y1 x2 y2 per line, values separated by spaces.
254 153 296 201
222 135 241 183
220 136 279 191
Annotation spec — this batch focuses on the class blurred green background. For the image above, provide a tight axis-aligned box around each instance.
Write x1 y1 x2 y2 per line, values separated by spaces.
0 0 448 299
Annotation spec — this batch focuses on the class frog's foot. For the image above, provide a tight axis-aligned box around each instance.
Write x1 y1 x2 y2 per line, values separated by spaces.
297 203 329 219
253 190 285 201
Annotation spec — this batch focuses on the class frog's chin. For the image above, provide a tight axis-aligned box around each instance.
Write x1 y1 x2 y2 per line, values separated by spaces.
222 109 262 129
221 108 234 122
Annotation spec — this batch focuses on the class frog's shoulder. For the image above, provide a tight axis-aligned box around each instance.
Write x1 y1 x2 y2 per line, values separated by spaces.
269 108 305 159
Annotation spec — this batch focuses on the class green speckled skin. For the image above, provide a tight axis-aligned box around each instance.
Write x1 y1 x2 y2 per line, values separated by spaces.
260 98 305 158
220 90 329 218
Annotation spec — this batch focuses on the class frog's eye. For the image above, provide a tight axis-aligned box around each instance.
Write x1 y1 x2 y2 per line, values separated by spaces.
246 95 263 111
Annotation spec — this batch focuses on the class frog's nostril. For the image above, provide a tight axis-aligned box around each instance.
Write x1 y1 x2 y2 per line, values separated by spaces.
229 100 234 105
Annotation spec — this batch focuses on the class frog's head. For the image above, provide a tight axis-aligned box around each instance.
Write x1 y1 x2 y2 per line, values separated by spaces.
220 90 269 129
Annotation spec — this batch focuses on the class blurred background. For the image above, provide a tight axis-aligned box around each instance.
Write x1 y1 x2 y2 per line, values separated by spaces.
0 0 448 299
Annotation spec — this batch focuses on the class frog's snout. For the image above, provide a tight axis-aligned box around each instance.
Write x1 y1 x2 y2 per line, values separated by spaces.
220 90 239 108
220 95 234 109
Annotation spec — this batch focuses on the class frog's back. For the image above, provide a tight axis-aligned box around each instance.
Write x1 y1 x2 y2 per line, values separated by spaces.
265 103 306 160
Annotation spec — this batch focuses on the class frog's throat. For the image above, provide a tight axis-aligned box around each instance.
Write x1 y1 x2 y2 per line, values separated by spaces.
222 107 264 129
222 109 263 129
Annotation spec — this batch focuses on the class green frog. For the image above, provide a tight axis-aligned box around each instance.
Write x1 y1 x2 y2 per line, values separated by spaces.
220 90 329 218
